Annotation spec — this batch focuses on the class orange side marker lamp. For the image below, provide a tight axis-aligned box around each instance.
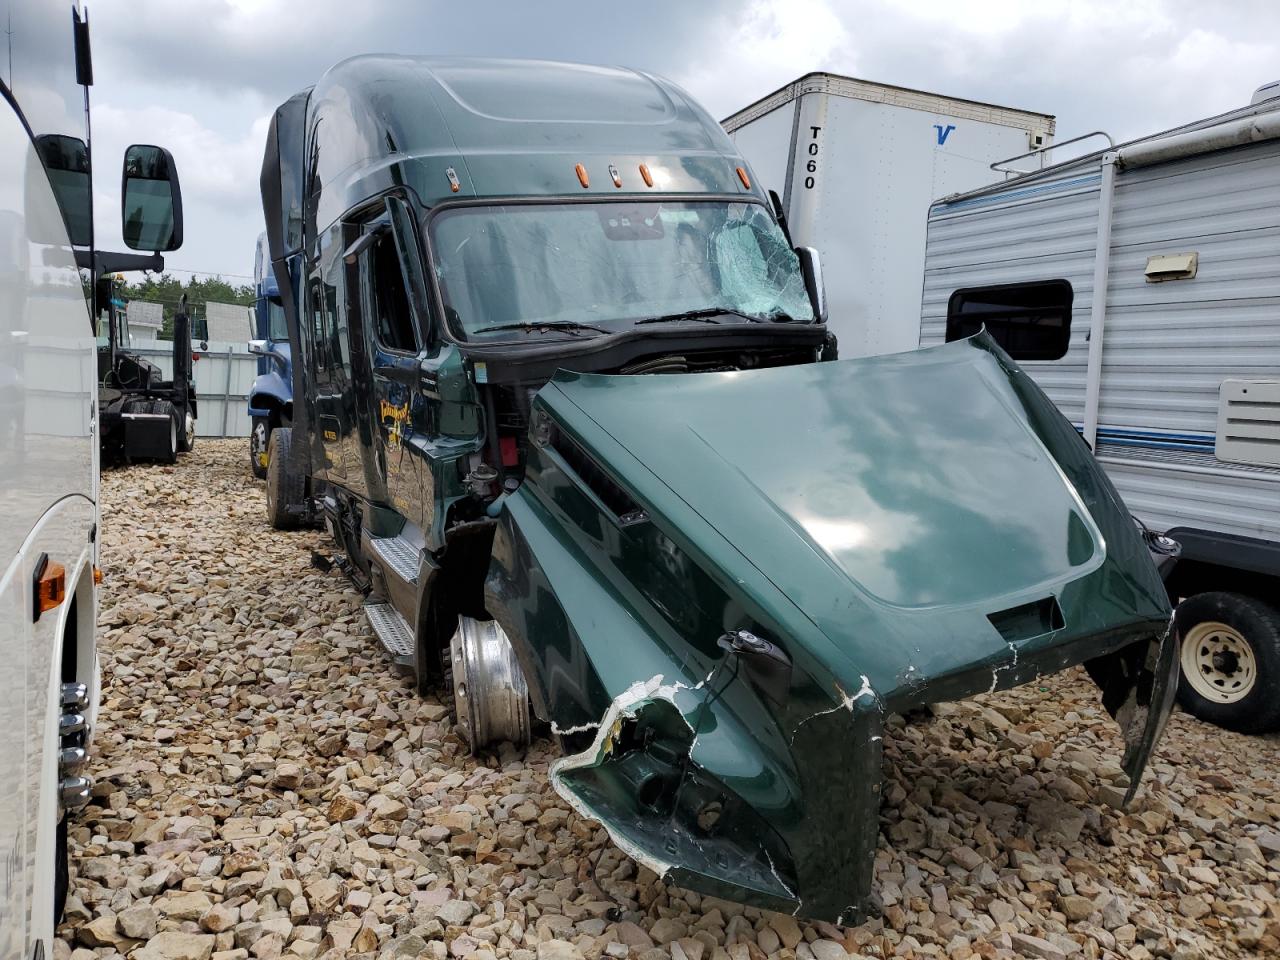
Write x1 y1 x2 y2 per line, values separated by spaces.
638 163 654 187
736 166 751 189
33 554 66 621
575 163 590 188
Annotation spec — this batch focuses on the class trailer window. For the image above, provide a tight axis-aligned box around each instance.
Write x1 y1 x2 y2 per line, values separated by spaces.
946 280 1072 361
367 233 418 353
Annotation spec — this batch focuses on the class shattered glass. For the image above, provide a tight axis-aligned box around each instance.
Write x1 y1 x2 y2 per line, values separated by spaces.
429 200 814 340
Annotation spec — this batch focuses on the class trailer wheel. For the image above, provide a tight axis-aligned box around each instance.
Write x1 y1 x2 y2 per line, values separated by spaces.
249 416 270 479
265 426 304 530
1175 592 1280 733
449 616 531 753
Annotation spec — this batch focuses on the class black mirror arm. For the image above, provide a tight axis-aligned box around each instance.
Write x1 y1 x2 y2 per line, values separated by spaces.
342 220 390 264
769 189 793 246
84 250 164 275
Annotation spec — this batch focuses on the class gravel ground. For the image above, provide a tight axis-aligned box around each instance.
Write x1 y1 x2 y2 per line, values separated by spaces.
57 439 1280 960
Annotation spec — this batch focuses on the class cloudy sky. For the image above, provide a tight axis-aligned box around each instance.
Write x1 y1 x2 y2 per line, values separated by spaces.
83 0 1277 282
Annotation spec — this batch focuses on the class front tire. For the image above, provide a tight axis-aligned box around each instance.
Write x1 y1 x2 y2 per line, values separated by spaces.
156 401 178 464
1175 592 1280 733
54 816 68 924
250 416 270 479
265 427 304 530
177 408 195 453
450 617 531 754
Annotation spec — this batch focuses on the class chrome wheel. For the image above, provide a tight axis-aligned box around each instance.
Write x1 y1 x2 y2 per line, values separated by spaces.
450 617 531 752
1180 620 1256 704
251 420 269 474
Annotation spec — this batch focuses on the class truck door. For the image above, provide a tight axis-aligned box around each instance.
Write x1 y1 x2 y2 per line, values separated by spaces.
352 199 430 528
306 241 349 480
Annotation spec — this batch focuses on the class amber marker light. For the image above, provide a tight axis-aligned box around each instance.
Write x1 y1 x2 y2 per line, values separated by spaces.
736 166 751 189
446 167 461 193
93 566 104 585
608 164 622 188
575 163 590 188
35 558 66 618
638 163 654 187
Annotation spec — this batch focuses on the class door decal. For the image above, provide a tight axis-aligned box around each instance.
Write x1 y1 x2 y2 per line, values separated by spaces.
380 397 411 450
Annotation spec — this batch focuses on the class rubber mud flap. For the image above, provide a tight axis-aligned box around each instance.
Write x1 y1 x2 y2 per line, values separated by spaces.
1121 626 1180 806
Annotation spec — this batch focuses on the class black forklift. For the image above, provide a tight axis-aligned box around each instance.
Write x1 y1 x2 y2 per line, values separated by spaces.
87 146 192 463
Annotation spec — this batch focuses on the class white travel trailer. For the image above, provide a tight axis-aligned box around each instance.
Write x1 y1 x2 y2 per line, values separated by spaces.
723 72 1054 357
919 84 1280 733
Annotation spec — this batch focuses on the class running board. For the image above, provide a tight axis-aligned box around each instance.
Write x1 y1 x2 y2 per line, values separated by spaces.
369 535 420 585
364 601 415 669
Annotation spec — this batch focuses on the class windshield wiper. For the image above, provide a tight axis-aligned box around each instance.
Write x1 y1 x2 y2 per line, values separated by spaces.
472 320 610 336
635 307 807 326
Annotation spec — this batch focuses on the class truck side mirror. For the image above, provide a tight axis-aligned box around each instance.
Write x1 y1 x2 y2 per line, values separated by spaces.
121 144 183 251
795 246 827 324
248 339 268 356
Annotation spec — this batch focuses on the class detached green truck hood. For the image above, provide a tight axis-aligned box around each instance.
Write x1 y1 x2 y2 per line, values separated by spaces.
543 337 1116 707
485 333 1177 923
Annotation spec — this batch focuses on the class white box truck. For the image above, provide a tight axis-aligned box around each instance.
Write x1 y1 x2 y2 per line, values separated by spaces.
918 83 1280 735
723 72 1054 357
1 4 100 955
1 2 184 956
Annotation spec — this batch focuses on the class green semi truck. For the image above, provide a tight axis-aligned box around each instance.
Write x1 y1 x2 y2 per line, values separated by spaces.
259 55 1179 924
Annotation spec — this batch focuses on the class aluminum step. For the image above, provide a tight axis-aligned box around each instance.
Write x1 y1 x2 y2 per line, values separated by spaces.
369 535 420 585
364 601 415 668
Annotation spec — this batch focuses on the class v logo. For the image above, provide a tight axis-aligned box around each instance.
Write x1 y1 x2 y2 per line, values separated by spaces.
933 123 957 146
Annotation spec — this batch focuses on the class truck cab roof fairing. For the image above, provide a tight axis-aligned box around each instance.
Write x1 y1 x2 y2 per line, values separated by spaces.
294 55 767 233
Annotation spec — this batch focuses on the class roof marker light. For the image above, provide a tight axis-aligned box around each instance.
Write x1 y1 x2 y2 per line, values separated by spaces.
575 163 590 188
446 167 461 193
638 163 654 187
608 164 622 188
736 166 751 189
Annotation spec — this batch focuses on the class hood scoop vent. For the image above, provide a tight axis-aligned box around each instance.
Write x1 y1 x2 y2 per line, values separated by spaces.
550 425 649 527
987 596 1064 643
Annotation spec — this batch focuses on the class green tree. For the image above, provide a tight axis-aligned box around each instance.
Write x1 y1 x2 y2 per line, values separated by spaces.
114 272 255 339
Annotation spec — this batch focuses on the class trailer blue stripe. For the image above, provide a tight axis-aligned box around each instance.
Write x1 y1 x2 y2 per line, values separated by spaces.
1073 424 1217 451
937 174 1103 211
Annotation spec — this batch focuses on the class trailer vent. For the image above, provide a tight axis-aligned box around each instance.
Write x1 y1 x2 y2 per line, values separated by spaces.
1216 380 1280 467
1144 252 1198 282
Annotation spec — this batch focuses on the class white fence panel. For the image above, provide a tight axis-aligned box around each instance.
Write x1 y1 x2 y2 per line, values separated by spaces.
129 339 259 438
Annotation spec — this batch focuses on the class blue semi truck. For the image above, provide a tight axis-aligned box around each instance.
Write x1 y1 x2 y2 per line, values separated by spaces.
246 231 292 478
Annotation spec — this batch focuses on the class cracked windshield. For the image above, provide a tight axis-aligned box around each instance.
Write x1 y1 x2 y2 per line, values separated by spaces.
430 200 815 340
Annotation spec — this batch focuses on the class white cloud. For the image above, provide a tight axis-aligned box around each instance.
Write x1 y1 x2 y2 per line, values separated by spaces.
675 0 851 117
79 0 1280 278
90 103 270 281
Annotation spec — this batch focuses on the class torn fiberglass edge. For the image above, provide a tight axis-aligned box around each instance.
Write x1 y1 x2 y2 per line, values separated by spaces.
483 332 1180 924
